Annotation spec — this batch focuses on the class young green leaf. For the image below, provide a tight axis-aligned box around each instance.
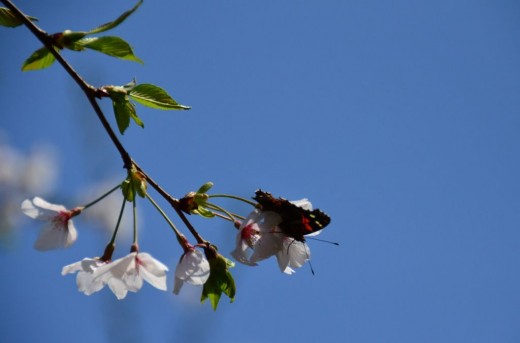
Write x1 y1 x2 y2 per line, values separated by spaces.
88 0 143 34
192 207 216 218
201 253 236 310
21 47 56 71
111 94 137 134
129 84 191 110
0 7 37 28
79 36 143 63
197 182 214 194
106 86 145 134
129 105 144 128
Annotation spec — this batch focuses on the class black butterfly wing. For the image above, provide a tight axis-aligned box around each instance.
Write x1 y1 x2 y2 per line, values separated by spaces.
253 190 331 242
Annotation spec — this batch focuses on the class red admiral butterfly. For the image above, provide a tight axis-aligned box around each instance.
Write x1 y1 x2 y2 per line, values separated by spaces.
253 190 331 242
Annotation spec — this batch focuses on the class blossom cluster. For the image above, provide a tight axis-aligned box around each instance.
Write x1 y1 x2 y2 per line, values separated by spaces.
21 196 210 299
20 192 323 302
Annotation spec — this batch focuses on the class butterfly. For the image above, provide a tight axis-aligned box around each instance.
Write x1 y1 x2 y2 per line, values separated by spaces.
253 190 331 242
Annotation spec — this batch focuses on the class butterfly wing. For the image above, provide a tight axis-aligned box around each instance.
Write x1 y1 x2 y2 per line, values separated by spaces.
253 190 331 242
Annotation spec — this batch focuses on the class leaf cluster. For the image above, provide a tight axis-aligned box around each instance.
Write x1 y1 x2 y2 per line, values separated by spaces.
104 80 190 134
11 0 144 71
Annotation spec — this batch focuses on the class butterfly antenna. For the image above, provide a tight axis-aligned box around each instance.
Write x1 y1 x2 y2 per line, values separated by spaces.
307 237 340 245
301 243 315 275
308 258 315 275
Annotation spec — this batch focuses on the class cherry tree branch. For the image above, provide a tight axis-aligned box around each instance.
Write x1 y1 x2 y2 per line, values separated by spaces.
1 0 131 168
2 0 205 243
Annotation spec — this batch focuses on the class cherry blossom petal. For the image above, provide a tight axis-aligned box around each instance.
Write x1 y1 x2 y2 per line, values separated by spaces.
282 266 296 275
21 197 66 220
136 252 168 291
90 251 168 299
77 270 106 295
31 196 67 212
93 253 135 282
175 250 210 284
62 258 107 296
123 272 144 293
250 232 282 263
230 238 257 266
285 238 310 269
62 258 100 275
173 249 210 294
33 218 77 251
275 238 310 273
276 247 290 272
242 210 262 225
107 277 129 300
65 219 78 246
21 199 42 219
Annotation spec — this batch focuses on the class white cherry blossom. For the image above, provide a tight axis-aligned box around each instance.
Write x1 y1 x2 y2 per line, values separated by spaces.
231 209 282 265
173 248 210 295
90 251 168 300
62 258 108 296
231 200 314 274
21 196 79 251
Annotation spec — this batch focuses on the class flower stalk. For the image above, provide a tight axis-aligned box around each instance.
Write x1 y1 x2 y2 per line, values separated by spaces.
82 184 120 210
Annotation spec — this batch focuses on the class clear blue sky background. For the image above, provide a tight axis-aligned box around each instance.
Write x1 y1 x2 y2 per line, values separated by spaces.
2 1 520 342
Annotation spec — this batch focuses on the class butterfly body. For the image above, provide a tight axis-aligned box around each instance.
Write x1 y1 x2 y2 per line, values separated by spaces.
253 190 331 242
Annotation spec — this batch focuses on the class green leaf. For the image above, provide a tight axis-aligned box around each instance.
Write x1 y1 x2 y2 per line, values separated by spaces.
197 182 214 194
201 253 236 310
129 84 191 110
0 8 37 28
88 0 143 34
106 86 144 134
192 207 215 218
78 36 143 63
21 47 56 71
129 107 144 128
110 92 131 134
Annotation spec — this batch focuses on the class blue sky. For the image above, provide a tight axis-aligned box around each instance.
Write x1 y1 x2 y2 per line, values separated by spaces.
2 1 520 342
